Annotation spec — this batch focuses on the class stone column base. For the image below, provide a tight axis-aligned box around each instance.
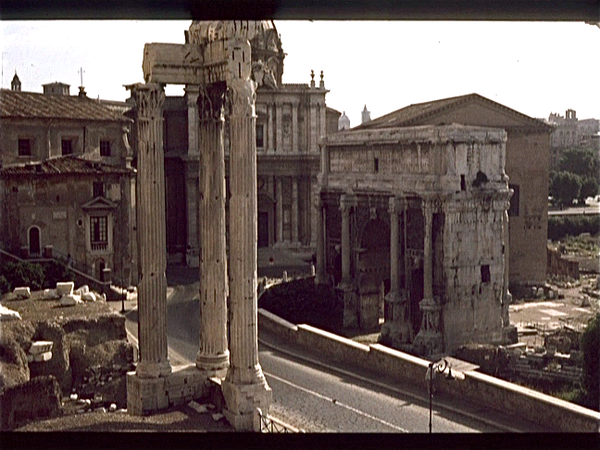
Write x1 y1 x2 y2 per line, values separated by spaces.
222 379 272 431
127 365 211 416
196 351 230 379
341 285 358 329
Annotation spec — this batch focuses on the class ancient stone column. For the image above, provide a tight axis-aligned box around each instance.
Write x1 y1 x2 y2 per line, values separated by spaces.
340 193 358 328
196 82 230 375
185 85 200 267
413 197 443 355
315 190 326 284
310 101 317 152
292 178 299 244
501 208 512 327
128 82 171 379
222 38 271 431
380 196 410 346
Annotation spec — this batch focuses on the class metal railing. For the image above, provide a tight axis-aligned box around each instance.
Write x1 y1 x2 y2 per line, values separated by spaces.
256 409 302 433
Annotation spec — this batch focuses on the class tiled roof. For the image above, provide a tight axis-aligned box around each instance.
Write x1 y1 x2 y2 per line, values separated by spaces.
0 155 134 177
356 93 551 131
0 89 131 122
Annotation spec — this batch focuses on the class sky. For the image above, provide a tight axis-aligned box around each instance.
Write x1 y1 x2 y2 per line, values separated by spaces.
1 20 599 127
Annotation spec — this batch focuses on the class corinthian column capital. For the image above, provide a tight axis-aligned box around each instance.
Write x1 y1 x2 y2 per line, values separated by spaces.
226 79 256 118
199 83 227 123
126 82 165 119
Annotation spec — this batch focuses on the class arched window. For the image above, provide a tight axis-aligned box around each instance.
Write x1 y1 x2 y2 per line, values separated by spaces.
28 226 41 257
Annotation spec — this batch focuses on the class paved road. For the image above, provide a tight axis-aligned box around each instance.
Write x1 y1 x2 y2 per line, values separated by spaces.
116 279 550 433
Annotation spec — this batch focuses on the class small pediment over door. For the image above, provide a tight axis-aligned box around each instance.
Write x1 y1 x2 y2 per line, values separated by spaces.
81 196 117 212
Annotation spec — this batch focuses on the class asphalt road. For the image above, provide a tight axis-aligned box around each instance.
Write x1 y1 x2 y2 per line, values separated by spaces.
117 280 551 433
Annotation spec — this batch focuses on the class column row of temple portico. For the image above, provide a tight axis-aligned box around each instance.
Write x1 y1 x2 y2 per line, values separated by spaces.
273 176 301 246
128 82 171 379
221 38 271 429
339 193 358 328
196 83 229 375
314 190 326 284
185 85 200 267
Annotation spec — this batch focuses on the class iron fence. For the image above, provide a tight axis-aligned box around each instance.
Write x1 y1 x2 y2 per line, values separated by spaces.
257 410 302 433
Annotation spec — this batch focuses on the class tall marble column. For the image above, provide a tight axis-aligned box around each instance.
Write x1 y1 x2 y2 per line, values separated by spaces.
340 194 358 328
413 197 443 355
222 37 271 431
196 83 230 375
380 196 410 346
291 178 299 244
185 85 200 267
315 190 326 284
128 82 171 379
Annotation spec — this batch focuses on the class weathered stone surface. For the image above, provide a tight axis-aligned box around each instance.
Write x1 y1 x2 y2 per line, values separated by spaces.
60 294 82 306
13 287 31 299
56 282 74 296
0 375 62 430
0 304 21 321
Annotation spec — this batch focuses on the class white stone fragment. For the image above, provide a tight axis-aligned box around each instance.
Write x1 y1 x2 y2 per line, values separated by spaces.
29 341 53 355
70 393 78 401
81 292 96 302
33 351 52 362
211 413 224 421
0 304 22 322
42 288 60 300
109 403 117 412
60 294 83 306
56 281 75 296
74 285 90 295
13 286 31 298
188 401 208 413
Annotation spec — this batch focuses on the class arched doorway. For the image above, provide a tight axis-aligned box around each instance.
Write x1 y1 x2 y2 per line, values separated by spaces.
357 218 390 330
28 226 41 257
95 258 106 281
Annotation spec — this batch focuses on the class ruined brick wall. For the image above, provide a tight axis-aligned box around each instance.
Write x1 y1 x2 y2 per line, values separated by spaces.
547 246 580 279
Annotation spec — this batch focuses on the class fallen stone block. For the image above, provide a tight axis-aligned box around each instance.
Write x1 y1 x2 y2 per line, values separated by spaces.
13 287 31 299
60 294 82 306
212 413 224 421
0 304 22 322
29 341 54 355
74 285 90 296
56 282 75 296
109 403 117 412
188 400 208 414
42 289 60 300
81 292 96 302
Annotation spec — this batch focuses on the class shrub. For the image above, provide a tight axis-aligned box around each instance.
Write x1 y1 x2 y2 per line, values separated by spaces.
42 261 75 289
0 276 10 295
580 314 599 411
1 261 44 291
547 215 600 241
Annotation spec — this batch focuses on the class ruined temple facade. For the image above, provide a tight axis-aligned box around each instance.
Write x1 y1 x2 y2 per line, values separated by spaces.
316 124 515 355
145 24 339 265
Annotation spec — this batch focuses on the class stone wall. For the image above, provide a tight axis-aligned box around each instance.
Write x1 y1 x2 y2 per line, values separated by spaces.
547 246 580 279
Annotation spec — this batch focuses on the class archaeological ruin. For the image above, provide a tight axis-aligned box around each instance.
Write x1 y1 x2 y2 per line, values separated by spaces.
315 124 517 355
126 21 274 430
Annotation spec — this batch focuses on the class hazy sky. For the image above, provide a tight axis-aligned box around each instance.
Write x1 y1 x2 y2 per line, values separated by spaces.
2 20 599 126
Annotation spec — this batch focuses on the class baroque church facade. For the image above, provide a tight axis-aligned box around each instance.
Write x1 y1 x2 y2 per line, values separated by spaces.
140 23 340 266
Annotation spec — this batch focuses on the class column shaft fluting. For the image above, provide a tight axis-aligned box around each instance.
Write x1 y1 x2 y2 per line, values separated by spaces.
315 192 326 284
389 198 400 295
226 78 265 385
197 83 229 372
423 201 433 300
128 83 171 379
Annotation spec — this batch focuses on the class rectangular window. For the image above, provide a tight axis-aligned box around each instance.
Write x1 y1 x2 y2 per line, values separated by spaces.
256 124 264 148
100 140 111 156
508 184 520 217
93 182 104 198
90 216 108 251
18 138 32 156
481 265 490 283
62 139 73 155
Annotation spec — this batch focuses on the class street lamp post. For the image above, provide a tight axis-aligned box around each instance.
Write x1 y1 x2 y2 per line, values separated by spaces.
426 358 464 433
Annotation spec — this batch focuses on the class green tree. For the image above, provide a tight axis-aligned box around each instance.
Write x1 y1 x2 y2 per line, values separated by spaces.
1 261 44 291
559 147 600 182
550 171 581 207
578 177 599 205
580 314 599 411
